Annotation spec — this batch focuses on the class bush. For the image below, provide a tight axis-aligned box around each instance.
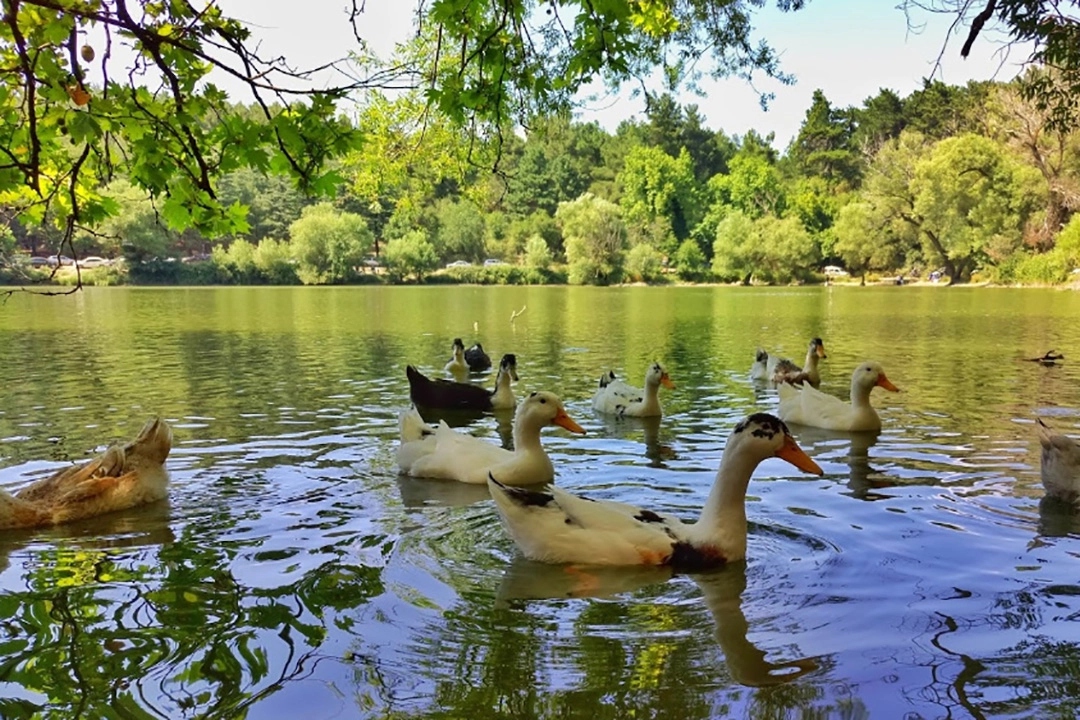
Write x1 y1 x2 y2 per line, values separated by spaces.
524 234 553 270
254 238 299 284
674 238 708 281
289 202 373 284
383 229 439 282
431 264 561 285
624 243 666 283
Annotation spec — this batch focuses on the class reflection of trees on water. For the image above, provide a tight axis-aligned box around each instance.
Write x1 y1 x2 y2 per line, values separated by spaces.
787 425 893 500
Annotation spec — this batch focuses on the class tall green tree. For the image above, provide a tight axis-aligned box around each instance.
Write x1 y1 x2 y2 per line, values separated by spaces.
788 90 861 188
619 146 702 253
556 193 628 285
289 203 373 284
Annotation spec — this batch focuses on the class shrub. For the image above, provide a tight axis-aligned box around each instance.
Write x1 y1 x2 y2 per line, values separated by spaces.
624 244 665 283
674 238 708 281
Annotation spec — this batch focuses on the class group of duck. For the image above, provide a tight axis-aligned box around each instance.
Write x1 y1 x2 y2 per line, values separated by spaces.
1 337 1077 560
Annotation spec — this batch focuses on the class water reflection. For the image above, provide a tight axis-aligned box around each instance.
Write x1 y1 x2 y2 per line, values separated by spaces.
496 558 819 688
396 474 494 508
783 425 895 500
590 414 677 467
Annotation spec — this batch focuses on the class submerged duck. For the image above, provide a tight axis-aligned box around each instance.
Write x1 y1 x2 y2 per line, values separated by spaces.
465 342 492 371
1037 418 1080 500
0 418 173 531
772 338 827 387
778 361 898 432
397 391 585 485
445 338 468 378
487 413 823 566
408 354 519 411
592 362 675 418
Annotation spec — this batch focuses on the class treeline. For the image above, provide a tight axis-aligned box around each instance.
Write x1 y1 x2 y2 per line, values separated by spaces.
5 70 1080 286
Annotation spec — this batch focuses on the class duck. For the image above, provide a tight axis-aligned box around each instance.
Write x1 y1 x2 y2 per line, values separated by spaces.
771 338 828 387
465 342 492 371
591 362 675 418
407 354 519 411
487 413 823 566
777 361 898 432
1036 418 1080 500
397 391 585 485
445 338 468 379
0 418 173 531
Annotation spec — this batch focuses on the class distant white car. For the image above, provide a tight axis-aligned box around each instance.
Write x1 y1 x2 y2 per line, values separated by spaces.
823 265 849 277
445 260 471 268
483 258 507 267
78 256 108 268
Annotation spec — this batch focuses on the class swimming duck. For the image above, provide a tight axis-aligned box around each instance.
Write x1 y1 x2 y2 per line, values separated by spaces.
592 362 675 418
772 338 827 387
445 338 468 379
398 391 585 485
0 418 172 530
1036 418 1080 500
465 342 492 371
407 354 519 411
778 361 898 432
487 413 823 566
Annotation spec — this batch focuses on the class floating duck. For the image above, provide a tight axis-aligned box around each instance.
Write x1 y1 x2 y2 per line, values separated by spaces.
1037 418 1080 500
407 354 519 411
487 413 822 566
592 362 675 418
771 338 828 387
1025 350 1065 366
397 391 585 485
465 342 492 372
0 418 172 531
778 361 898 432
445 338 468 379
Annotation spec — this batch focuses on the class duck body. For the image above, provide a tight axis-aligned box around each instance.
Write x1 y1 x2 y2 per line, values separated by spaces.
778 361 898 432
772 338 827 387
445 338 468 379
489 413 823 567
408 354 518 411
0 418 173 531
592 362 675 418
398 391 585 485
465 343 492 372
1037 419 1080 499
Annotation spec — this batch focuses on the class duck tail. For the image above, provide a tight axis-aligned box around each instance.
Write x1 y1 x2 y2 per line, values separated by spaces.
399 406 434 443
130 418 172 464
1036 418 1057 449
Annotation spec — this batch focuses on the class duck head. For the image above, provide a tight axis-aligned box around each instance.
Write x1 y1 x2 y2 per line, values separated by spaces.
851 361 899 394
519 391 586 434
646 362 676 390
499 353 519 381
728 413 822 475
810 338 827 359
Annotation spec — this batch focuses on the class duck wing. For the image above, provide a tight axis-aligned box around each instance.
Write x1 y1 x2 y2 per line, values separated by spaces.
592 380 644 414
489 478 687 565
408 365 493 410
407 422 513 484
778 382 852 429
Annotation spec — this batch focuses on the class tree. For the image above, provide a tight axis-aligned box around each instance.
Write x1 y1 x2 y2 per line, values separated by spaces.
788 90 861 188
217 169 310 243
253 239 298 285
624 243 665 283
383 229 439 282
674 238 708 281
556 193 627 286
755 215 819 284
712 210 759 284
711 153 787 219
853 88 907 154
618 146 702 253
288 203 373 284
436 199 487 263
524 234 553 271
833 201 911 282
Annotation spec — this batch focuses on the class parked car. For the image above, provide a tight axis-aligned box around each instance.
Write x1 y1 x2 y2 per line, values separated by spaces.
78 256 108 268
483 258 508 267
29 256 49 267
46 255 74 267
822 265 849 277
445 260 471 268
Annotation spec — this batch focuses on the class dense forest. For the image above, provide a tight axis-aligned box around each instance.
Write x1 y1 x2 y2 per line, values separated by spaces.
3 73 1079 288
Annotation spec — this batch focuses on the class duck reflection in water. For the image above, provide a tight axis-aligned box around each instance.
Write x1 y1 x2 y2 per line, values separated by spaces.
592 414 677 468
496 557 818 687
784 425 895 500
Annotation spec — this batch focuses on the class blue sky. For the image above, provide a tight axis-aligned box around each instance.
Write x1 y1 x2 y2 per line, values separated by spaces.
219 1 1030 149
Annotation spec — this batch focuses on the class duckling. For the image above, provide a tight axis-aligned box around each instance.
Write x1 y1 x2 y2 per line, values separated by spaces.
445 338 468 379
465 342 492 371
398 391 585 485
408 354 519 411
772 338 828 387
592 362 675 418
0 418 173 530
1037 418 1080 500
487 413 823 566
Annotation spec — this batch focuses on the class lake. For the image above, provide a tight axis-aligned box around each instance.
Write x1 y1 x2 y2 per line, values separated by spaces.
1 285 1079 719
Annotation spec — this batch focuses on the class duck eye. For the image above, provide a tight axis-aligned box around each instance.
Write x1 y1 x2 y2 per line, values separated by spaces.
539 397 547 404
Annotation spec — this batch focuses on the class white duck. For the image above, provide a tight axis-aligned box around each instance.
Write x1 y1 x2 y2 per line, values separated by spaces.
591 362 675 418
444 338 468 379
772 338 827 387
777 361 898 432
1037 418 1080 500
397 391 585 485
488 413 823 567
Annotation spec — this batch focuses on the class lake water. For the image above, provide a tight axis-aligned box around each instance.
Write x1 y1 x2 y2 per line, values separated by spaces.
1 285 1079 719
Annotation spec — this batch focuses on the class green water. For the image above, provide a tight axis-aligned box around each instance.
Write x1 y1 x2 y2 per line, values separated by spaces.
1 285 1079 719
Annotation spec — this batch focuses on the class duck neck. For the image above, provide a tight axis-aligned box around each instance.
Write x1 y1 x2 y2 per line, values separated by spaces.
513 417 545 453
637 377 662 414
802 347 819 373
491 369 514 405
850 379 873 409
693 447 754 556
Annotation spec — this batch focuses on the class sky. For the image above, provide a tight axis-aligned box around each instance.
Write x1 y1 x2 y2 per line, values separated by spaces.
216 1 1032 150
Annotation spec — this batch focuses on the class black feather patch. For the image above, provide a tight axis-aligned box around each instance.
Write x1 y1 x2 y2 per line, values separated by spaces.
490 473 553 507
734 413 789 440
634 510 664 523
667 542 728 570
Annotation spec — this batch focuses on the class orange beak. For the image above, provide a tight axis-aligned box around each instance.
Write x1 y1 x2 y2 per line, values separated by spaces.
775 435 823 476
876 373 899 392
553 409 586 434
660 374 676 390
816 344 827 359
